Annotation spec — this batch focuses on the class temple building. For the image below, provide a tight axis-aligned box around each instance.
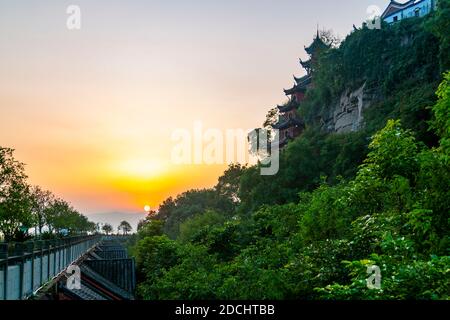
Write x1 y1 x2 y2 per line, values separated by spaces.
272 32 329 148
273 99 304 148
382 0 437 23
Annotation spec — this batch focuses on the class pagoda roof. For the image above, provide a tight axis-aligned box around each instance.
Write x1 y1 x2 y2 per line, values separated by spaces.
296 74 312 86
272 117 304 130
294 73 311 84
284 85 306 96
305 32 329 56
277 99 299 112
284 75 312 95
299 58 312 71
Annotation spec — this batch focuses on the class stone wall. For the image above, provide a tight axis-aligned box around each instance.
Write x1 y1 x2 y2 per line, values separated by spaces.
322 82 379 133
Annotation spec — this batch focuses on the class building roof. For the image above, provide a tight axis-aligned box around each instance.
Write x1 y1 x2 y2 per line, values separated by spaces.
304 31 329 56
277 99 299 113
59 238 136 300
59 282 108 300
284 85 306 96
80 264 134 300
284 75 312 96
95 249 129 260
299 59 312 73
381 0 423 18
272 117 304 130
84 259 136 294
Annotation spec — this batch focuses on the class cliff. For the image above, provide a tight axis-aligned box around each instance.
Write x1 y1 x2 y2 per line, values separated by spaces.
298 16 442 142
322 82 381 133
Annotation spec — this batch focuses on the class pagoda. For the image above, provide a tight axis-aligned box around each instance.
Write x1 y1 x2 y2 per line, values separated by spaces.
273 31 329 148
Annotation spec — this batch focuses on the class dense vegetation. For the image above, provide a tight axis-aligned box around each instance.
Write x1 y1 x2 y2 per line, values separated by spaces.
130 6 449 300
0 147 97 241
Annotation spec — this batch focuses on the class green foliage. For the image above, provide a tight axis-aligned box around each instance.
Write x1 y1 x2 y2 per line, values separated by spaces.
178 210 227 243
149 244 221 300
102 223 113 235
43 197 94 235
157 188 235 239
302 16 442 143
363 119 419 180
426 0 450 72
0 147 33 241
316 254 449 300
130 16 449 301
299 183 351 242
215 163 247 204
118 220 132 235
430 71 450 159
132 235 182 299
364 81 439 145
138 219 164 238
0 147 96 241
131 115 449 300
29 186 53 235
239 129 368 213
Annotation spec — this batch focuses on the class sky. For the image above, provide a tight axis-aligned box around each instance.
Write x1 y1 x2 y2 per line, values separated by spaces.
0 0 390 222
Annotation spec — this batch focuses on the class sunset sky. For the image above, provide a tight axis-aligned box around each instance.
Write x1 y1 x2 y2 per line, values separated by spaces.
0 0 388 220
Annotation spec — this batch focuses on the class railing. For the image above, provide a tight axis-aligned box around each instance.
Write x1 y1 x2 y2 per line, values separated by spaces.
0 235 101 300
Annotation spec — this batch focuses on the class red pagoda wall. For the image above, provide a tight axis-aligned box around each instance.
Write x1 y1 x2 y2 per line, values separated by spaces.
294 92 305 103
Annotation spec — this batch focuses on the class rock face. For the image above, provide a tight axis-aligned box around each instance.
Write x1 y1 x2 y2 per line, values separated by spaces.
322 82 379 133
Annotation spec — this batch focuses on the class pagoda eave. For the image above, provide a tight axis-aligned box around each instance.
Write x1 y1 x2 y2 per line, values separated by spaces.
277 99 299 112
272 118 304 130
277 105 296 113
284 86 307 96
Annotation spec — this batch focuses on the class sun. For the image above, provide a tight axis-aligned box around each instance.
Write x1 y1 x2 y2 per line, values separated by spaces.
144 205 151 212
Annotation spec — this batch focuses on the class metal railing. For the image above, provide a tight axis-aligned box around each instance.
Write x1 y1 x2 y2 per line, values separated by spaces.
0 235 101 300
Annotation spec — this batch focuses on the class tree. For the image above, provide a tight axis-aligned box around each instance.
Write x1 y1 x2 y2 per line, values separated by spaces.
426 0 450 72
102 223 113 235
430 71 450 160
159 189 234 239
263 107 279 129
42 197 93 235
319 29 341 48
118 220 132 235
215 163 247 204
30 186 54 235
0 147 33 241
137 219 164 239
178 210 227 243
44 198 69 234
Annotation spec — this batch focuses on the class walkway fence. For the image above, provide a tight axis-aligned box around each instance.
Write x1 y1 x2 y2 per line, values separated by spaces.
0 235 101 300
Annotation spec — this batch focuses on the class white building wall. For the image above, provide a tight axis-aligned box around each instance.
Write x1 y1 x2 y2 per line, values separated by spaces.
384 0 435 23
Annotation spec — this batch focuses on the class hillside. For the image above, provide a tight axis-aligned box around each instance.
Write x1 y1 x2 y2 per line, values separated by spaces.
129 3 450 300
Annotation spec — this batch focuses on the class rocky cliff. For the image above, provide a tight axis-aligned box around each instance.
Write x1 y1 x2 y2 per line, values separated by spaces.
322 83 380 133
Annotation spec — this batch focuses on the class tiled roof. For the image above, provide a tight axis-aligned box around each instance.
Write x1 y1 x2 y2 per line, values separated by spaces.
84 259 136 294
96 250 128 260
80 264 134 300
60 283 108 300
60 239 136 300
